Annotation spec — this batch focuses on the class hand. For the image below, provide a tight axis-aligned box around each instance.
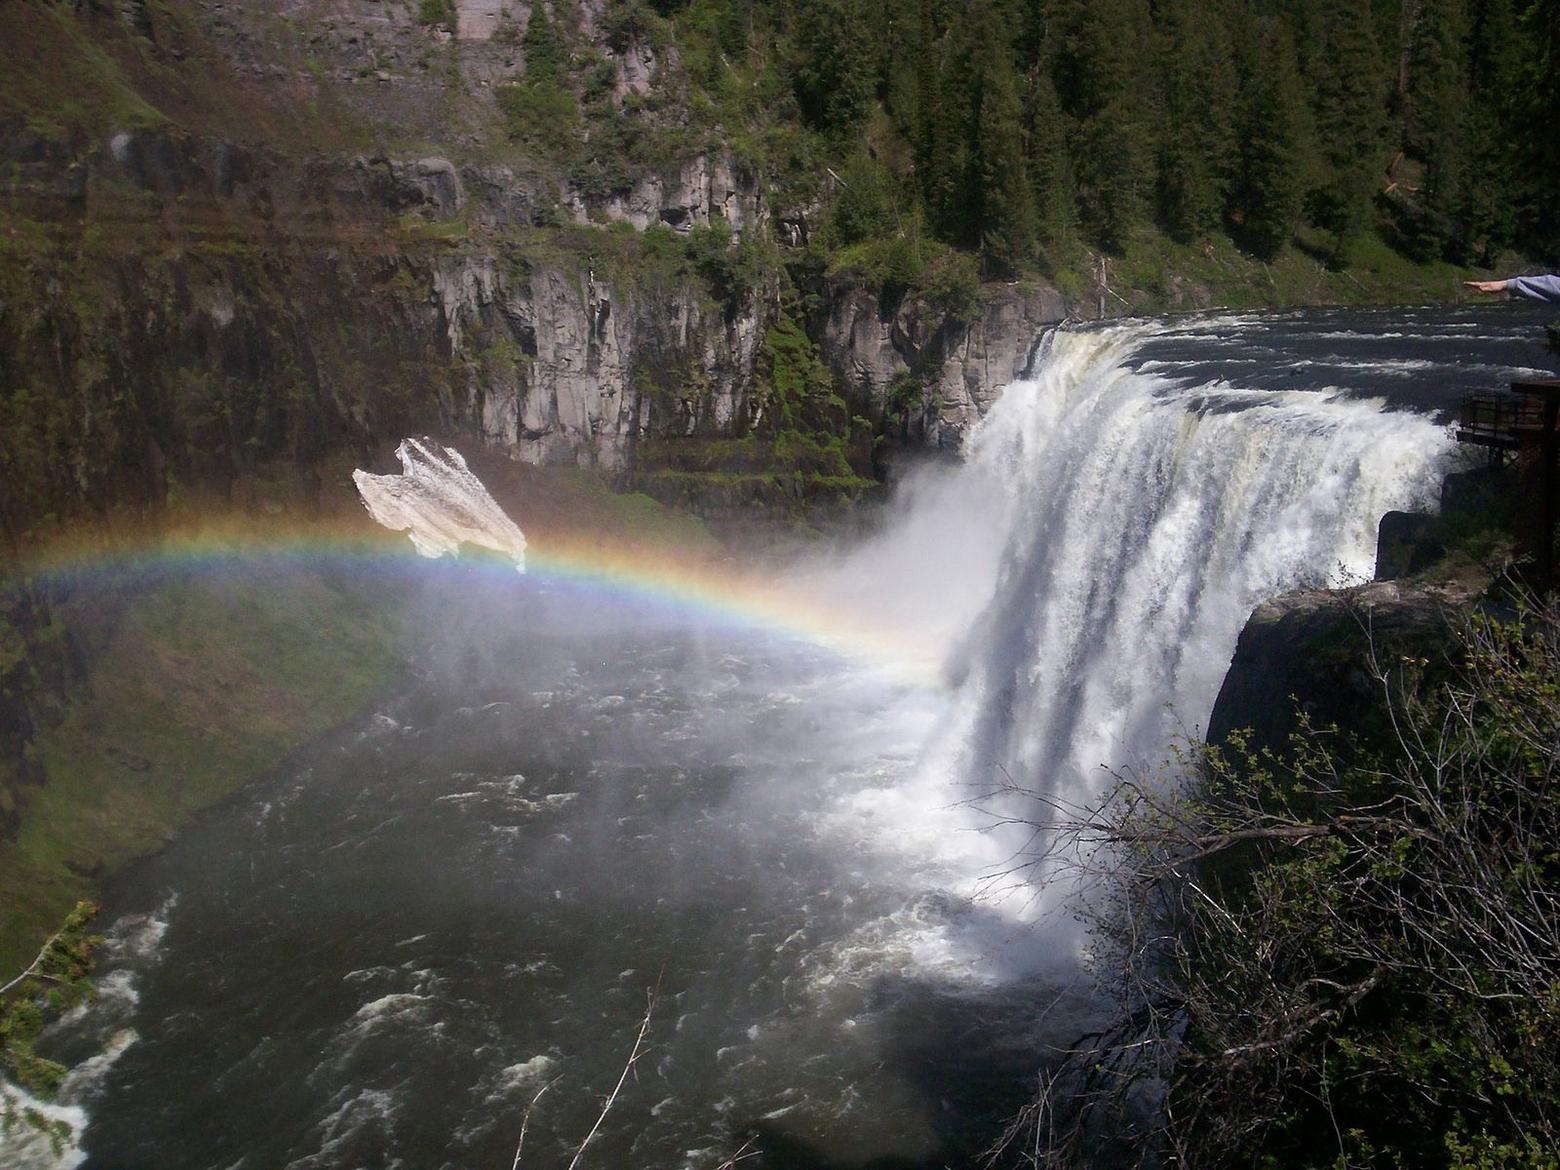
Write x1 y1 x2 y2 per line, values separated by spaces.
1463 279 1509 293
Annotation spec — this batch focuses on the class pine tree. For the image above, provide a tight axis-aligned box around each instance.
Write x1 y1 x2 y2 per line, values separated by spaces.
1461 0 1521 259
1312 0 1388 263
1236 18 1310 258
792 0 878 135
1078 98 1154 251
976 42 1036 271
1158 0 1239 241
523 0 566 83
919 2 980 246
1028 67 1079 247
1053 0 1156 251
1518 0 1560 257
1404 0 1472 259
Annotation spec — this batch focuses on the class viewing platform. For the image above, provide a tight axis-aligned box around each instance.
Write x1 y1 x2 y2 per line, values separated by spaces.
1455 378 1560 580
1456 378 1560 454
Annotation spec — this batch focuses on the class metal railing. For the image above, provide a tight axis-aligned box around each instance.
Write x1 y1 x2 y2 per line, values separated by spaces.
1457 390 1548 451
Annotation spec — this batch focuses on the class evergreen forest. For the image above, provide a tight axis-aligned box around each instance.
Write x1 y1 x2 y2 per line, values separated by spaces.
598 0 1560 281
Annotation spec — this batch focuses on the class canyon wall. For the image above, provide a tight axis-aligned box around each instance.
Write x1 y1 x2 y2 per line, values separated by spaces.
1 0 1066 534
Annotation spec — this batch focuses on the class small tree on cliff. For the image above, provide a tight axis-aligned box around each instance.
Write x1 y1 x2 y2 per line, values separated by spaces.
1 902 100 1150
996 602 1560 1168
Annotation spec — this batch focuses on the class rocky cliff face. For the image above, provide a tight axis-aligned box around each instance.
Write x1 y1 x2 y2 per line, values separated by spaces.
3 107 780 512
823 281 1067 450
1 0 1064 533
0 584 79 842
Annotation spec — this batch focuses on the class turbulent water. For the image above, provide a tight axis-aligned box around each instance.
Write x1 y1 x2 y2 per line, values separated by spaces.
8 305 1552 1170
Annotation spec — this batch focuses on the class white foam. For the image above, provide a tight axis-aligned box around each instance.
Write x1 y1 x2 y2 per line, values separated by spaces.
0 1030 140 1170
483 1054 559 1103
783 321 1456 986
0 1085 90 1170
285 1087 403 1170
349 993 432 1027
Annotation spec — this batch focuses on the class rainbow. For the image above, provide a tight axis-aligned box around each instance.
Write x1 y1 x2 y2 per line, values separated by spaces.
12 515 947 690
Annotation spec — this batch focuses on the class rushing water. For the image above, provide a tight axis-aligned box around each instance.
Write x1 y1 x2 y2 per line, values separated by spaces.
9 305 1553 1170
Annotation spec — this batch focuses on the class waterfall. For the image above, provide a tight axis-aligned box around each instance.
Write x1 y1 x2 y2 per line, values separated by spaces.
909 321 1455 883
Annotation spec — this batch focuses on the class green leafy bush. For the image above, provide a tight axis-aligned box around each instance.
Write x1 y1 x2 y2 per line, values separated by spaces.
497 78 579 155
919 250 982 323
1 901 101 1151
415 0 455 29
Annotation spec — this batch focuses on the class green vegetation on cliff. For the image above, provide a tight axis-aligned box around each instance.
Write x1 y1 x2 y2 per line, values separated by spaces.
523 0 1558 285
1 900 100 1146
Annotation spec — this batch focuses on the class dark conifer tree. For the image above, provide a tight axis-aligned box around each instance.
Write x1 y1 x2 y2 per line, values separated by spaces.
793 0 878 134
523 0 566 82
1054 0 1156 251
1405 0 1472 258
976 37 1036 270
1158 0 1240 241
1518 0 1560 257
1028 67 1079 247
1236 18 1310 258
920 3 980 245
1312 0 1388 262
700 0 1556 270
1461 0 1522 259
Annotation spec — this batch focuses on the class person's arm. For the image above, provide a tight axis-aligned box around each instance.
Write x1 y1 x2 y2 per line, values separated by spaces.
1463 274 1560 304
1504 274 1560 304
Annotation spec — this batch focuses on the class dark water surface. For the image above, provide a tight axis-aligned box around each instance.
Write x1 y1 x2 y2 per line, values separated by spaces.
1125 302 1555 409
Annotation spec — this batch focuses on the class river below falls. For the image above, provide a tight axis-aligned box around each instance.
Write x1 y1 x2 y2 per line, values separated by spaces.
14 302 1558 1170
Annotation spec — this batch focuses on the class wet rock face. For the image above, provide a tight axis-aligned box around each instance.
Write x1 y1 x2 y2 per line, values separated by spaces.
0 586 82 843
424 255 766 471
1207 576 1484 753
823 282 1067 451
1375 511 1444 580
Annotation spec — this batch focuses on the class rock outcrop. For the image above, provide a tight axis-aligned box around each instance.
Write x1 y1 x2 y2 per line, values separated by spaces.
1208 575 1486 752
1 136 772 523
823 282 1068 450
1 0 1071 535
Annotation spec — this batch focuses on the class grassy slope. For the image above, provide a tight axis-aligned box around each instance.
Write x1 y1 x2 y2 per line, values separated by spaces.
1043 225 1492 316
0 570 406 975
0 0 348 148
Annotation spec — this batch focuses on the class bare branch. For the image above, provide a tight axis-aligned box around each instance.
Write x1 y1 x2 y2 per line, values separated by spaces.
564 977 660 1170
